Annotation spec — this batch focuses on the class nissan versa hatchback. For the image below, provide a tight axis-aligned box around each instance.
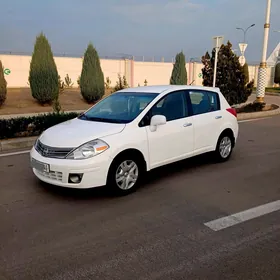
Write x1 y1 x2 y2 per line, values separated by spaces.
30 85 238 195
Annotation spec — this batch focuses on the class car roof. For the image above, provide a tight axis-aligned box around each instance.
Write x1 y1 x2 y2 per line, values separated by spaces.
117 85 220 94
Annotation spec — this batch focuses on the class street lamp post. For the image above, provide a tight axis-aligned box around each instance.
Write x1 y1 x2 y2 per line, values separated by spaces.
236 24 256 43
212 36 224 87
255 0 272 103
236 24 255 66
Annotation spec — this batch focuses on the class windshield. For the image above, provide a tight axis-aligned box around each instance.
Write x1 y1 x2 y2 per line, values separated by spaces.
78 92 158 124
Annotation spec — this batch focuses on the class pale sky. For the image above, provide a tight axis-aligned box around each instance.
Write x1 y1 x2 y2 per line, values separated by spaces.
0 0 280 63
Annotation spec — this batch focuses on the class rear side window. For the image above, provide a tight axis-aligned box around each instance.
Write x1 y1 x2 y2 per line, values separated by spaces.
188 90 220 115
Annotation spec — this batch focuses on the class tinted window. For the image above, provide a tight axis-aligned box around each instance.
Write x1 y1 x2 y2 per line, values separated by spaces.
188 90 220 115
79 92 158 124
208 91 220 111
150 91 187 122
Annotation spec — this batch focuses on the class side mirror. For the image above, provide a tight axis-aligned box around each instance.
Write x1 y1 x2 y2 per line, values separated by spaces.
150 115 166 132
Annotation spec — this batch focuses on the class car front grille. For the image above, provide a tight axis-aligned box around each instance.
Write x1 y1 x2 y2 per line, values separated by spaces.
36 170 63 182
35 140 73 159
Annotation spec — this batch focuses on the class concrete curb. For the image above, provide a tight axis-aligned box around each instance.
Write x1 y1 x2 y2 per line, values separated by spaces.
266 92 280 97
1 106 280 153
0 136 37 152
237 105 280 120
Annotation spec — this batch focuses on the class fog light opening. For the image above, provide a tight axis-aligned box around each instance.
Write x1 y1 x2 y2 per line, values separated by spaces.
68 173 83 184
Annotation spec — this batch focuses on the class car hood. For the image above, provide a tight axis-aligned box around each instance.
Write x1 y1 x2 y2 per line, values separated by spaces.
39 118 126 148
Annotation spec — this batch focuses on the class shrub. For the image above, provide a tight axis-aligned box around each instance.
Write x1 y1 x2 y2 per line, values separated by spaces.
113 74 129 92
170 51 188 85
0 112 79 140
64 74 73 88
201 41 254 106
237 102 265 113
0 60 7 107
105 77 112 89
144 79 148 86
77 75 81 87
29 32 59 104
80 43 105 103
52 76 65 114
58 75 65 95
274 63 280 84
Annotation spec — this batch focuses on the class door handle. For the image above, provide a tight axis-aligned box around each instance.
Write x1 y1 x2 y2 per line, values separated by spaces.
215 116 222 119
183 123 192 127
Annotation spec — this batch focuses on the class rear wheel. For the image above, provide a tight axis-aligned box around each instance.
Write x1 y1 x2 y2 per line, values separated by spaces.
107 155 144 195
214 133 233 162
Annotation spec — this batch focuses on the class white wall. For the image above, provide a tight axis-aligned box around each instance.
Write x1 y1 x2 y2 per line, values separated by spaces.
0 54 276 88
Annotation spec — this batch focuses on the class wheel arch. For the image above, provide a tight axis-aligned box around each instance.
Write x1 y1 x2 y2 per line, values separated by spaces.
218 128 235 148
106 148 147 182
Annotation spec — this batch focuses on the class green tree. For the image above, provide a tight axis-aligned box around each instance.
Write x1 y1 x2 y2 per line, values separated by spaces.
80 43 105 103
0 60 7 106
112 74 129 92
64 74 73 88
201 41 254 105
170 51 188 85
274 63 280 84
29 32 59 104
242 62 250 84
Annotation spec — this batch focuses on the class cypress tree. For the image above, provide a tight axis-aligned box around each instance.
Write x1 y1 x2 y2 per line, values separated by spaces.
242 62 250 84
274 63 280 84
0 60 7 106
170 51 188 85
80 43 105 103
29 32 59 104
201 41 254 105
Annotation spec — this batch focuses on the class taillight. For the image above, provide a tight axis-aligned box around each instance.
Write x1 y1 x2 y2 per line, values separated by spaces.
226 108 237 118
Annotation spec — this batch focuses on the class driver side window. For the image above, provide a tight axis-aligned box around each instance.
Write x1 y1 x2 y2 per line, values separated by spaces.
139 91 187 126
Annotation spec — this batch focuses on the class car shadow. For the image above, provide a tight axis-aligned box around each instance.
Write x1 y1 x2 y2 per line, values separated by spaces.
38 180 112 201
143 152 217 185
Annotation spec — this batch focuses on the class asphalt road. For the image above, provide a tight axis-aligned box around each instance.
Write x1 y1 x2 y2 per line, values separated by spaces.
1 116 280 280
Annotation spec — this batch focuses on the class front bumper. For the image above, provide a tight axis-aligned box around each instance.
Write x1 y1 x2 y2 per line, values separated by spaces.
30 147 112 189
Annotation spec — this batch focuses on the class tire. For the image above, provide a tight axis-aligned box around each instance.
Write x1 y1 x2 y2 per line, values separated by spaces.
214 133 234 162
106 154 144 195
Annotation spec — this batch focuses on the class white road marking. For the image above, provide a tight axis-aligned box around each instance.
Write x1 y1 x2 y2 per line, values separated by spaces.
0 150 30 158
204 200 280 231
238 117 271 123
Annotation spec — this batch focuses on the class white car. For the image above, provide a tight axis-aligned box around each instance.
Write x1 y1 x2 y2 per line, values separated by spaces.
30 85 238 195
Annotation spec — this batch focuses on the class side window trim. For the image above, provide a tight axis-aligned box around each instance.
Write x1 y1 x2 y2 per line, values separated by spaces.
138 90 189 127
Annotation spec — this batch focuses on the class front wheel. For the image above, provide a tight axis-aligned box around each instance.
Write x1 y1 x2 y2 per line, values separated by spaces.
107 156 143 195
214 134 233 162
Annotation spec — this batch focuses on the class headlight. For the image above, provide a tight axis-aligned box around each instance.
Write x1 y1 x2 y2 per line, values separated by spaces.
66 139 109 160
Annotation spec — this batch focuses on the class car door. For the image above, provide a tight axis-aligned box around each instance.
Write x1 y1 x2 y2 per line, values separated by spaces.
186 89 222 154
143 90 194 169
